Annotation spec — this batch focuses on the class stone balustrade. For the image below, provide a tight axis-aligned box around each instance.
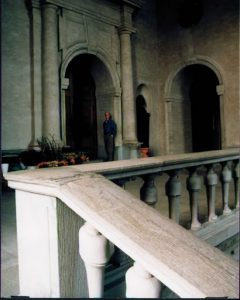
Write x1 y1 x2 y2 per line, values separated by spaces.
5 149 240 298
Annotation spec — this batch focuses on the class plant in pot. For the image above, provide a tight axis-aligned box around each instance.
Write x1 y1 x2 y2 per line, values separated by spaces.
36 135 90 168
36 135 67 168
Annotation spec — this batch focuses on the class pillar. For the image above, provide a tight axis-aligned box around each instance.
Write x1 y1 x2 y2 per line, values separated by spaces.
27 0 42 147
119 5 138 158
42 3 60 140
113 91 124 160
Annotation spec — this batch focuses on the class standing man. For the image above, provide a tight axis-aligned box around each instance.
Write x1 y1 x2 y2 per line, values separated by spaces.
103 112 117 161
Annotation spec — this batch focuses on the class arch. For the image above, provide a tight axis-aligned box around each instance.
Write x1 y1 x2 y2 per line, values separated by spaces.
164 56 224 98
164 56 224 154
60 44 121 93
60 45 121 159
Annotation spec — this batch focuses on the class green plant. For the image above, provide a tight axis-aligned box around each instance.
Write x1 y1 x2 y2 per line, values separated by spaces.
36 135 90 167
37 135 64 162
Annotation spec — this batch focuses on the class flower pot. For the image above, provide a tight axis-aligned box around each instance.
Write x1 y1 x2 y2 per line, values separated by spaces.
139 147 149 158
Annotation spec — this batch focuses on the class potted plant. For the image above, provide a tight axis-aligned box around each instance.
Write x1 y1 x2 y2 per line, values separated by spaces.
19 135 90 169
36 135 90 168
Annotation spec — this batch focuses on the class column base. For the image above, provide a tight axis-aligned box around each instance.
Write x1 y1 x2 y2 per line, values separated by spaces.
123 141 140 159
114 146 125 160
115 141 142 160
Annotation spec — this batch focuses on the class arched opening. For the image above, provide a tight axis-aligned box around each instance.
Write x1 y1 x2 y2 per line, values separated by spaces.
167 63 222 153
65 54 115 159
136 95 150 147
188 65 221 152
65 55 97 158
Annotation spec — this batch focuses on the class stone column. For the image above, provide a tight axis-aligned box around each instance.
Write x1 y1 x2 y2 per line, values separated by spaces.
60 78 69 145
42 3 60 140
27 0 42 147
113 91 124 160
119 6 138 158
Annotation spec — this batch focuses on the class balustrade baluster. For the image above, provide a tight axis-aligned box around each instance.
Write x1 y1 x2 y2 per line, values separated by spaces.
233 160 240 208
205 165 218 222
187 168 201 230
79 222 114 298
165 171 181 223
140 174 158 207
125 262 161 298
221 162 232 215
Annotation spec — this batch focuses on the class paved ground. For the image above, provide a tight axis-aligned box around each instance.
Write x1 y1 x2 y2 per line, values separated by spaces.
1 188 19 297
0 171 237 298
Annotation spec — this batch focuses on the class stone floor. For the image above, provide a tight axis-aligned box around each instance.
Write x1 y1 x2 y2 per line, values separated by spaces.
0 170 237 298
1 188 19 298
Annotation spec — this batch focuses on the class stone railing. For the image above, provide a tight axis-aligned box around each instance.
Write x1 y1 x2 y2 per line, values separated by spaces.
5 149 239 298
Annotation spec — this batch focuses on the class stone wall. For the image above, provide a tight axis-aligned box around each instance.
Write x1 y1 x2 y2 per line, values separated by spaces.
1 0 239 155
155 0 239 154
2 0 32 150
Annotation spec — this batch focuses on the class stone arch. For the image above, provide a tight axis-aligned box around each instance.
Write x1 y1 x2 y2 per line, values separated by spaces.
60 45 122 159
164 56 224 98
60 45 121 94
164 56 224 154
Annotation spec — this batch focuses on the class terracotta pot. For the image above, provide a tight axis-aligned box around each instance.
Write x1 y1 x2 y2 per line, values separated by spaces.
139 147 149 158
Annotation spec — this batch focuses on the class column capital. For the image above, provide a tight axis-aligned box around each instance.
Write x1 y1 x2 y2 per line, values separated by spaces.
216 84 224 95
61 78 69 90
118 25 136 35
120 2 137 30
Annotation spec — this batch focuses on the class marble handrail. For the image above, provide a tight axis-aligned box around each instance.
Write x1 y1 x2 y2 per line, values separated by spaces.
58 173 238 298
6 148 239 230
5 148 240 186
5 149 239 298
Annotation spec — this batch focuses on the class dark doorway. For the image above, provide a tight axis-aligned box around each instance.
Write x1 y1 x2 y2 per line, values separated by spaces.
136 95 150 147
188 65 221 152
65 55 97 159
